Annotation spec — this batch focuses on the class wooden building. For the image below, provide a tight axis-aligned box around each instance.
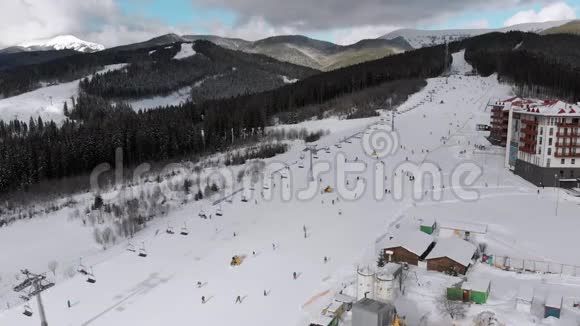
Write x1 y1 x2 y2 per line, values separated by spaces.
426 237 476 275
380 230 434 266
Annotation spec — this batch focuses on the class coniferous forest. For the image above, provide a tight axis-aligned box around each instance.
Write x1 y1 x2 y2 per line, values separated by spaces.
0 43 447 194
457 32 580 101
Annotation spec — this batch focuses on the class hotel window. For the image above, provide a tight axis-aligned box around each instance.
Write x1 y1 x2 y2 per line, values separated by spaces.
539 137 543 145
561 159 565 165
549 138 552 146
547 158 551 167
549 128 553 135
572 159 576 165
548 148 552 155
540 127 543 134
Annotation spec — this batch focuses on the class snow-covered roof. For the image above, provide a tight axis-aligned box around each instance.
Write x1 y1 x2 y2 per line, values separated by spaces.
498 97 580 116
438 218 487 234
380 229 434 256
334 293 356 304
546 293 563 308
517 285 534 301
426 237 476 267
463 279 490 293
526 100 580 117
376 264 403 281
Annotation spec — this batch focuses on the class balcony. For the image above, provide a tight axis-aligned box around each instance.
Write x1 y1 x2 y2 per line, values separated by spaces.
557 122 580 128
556 132 580 138
554 151 580 158
555 142 580 148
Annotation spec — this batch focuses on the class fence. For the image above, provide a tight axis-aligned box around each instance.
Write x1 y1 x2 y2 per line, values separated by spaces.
483 254 580 276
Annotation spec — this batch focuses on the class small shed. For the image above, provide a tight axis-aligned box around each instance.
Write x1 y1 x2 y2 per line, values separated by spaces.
419 217 436 235
352 298 397 326
426 237 476 275
516 285 533 312
463 279 491 304
447 279 491 304
545 293 563 319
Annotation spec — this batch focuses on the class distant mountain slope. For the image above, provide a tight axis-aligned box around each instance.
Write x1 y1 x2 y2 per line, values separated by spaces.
241 35 412 70
381 20 571 48
0 35 104 53
542 20 580 35
114 33 411 71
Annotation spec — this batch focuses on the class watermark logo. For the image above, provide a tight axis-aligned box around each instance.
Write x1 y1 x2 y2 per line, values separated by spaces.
362 125 399 159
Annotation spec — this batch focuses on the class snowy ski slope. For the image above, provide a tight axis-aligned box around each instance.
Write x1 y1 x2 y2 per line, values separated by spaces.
0 64 127 123
1 52 580 326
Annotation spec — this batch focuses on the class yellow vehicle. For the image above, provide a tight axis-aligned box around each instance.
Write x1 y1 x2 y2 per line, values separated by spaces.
230 255 244 266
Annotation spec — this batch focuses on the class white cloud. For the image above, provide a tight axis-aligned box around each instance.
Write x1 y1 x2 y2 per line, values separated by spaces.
504 2 576 26
205 16 299 41
0 0 189 48
466 19 490 29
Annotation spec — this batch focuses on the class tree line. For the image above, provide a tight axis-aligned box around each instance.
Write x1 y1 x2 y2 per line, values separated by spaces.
0 44 447 194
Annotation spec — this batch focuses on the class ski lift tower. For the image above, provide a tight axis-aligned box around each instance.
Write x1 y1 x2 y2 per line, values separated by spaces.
305 144 318 182
13 269 54 326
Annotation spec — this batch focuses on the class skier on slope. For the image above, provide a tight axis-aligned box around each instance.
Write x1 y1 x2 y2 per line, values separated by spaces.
202 296 206 304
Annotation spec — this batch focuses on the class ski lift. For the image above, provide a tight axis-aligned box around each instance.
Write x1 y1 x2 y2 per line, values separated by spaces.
22 304 32 317
263 182 270 190
241 194 249 202
325 147 331 154
180 222 189 236
313 153 319 159
298 161 304 168
215 206 223 216
77 258 88 275
335 143 342 148
166 224 175 234
198 209 207 219
86 267 96 284
138 242 148 257
126 241 136 252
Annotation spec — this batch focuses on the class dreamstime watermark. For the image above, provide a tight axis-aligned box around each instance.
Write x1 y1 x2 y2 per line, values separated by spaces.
89 125 484 204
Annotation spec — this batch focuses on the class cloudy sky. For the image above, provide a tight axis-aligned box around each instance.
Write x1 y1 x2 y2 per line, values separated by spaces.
0 0 578 48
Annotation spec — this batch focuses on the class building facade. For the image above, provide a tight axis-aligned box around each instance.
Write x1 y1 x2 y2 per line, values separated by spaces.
490 97 580 188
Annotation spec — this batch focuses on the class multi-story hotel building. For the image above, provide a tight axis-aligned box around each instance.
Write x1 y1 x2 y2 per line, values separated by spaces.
490 98 580 188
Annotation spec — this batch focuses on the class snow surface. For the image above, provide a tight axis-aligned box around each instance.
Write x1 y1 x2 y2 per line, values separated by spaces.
2 51 580 326
126 86 192 111
381 20 571 48
173 43 196 60
280 75 299 84
17 35 104 53
0 64 127 123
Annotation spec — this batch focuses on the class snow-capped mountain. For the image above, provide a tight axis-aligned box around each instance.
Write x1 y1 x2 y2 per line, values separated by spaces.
2 35 104 53
380 20 572 48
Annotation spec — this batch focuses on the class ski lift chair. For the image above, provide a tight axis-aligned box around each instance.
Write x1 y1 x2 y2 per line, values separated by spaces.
180 223 189 236
241 195 248 202
87 268 96 284
166 225 175 234
22 304 32 317
298 162 304 168
126 242 136 252
198 210 207 219
138 243 148 257
77 264 88 275
215 207 223 216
